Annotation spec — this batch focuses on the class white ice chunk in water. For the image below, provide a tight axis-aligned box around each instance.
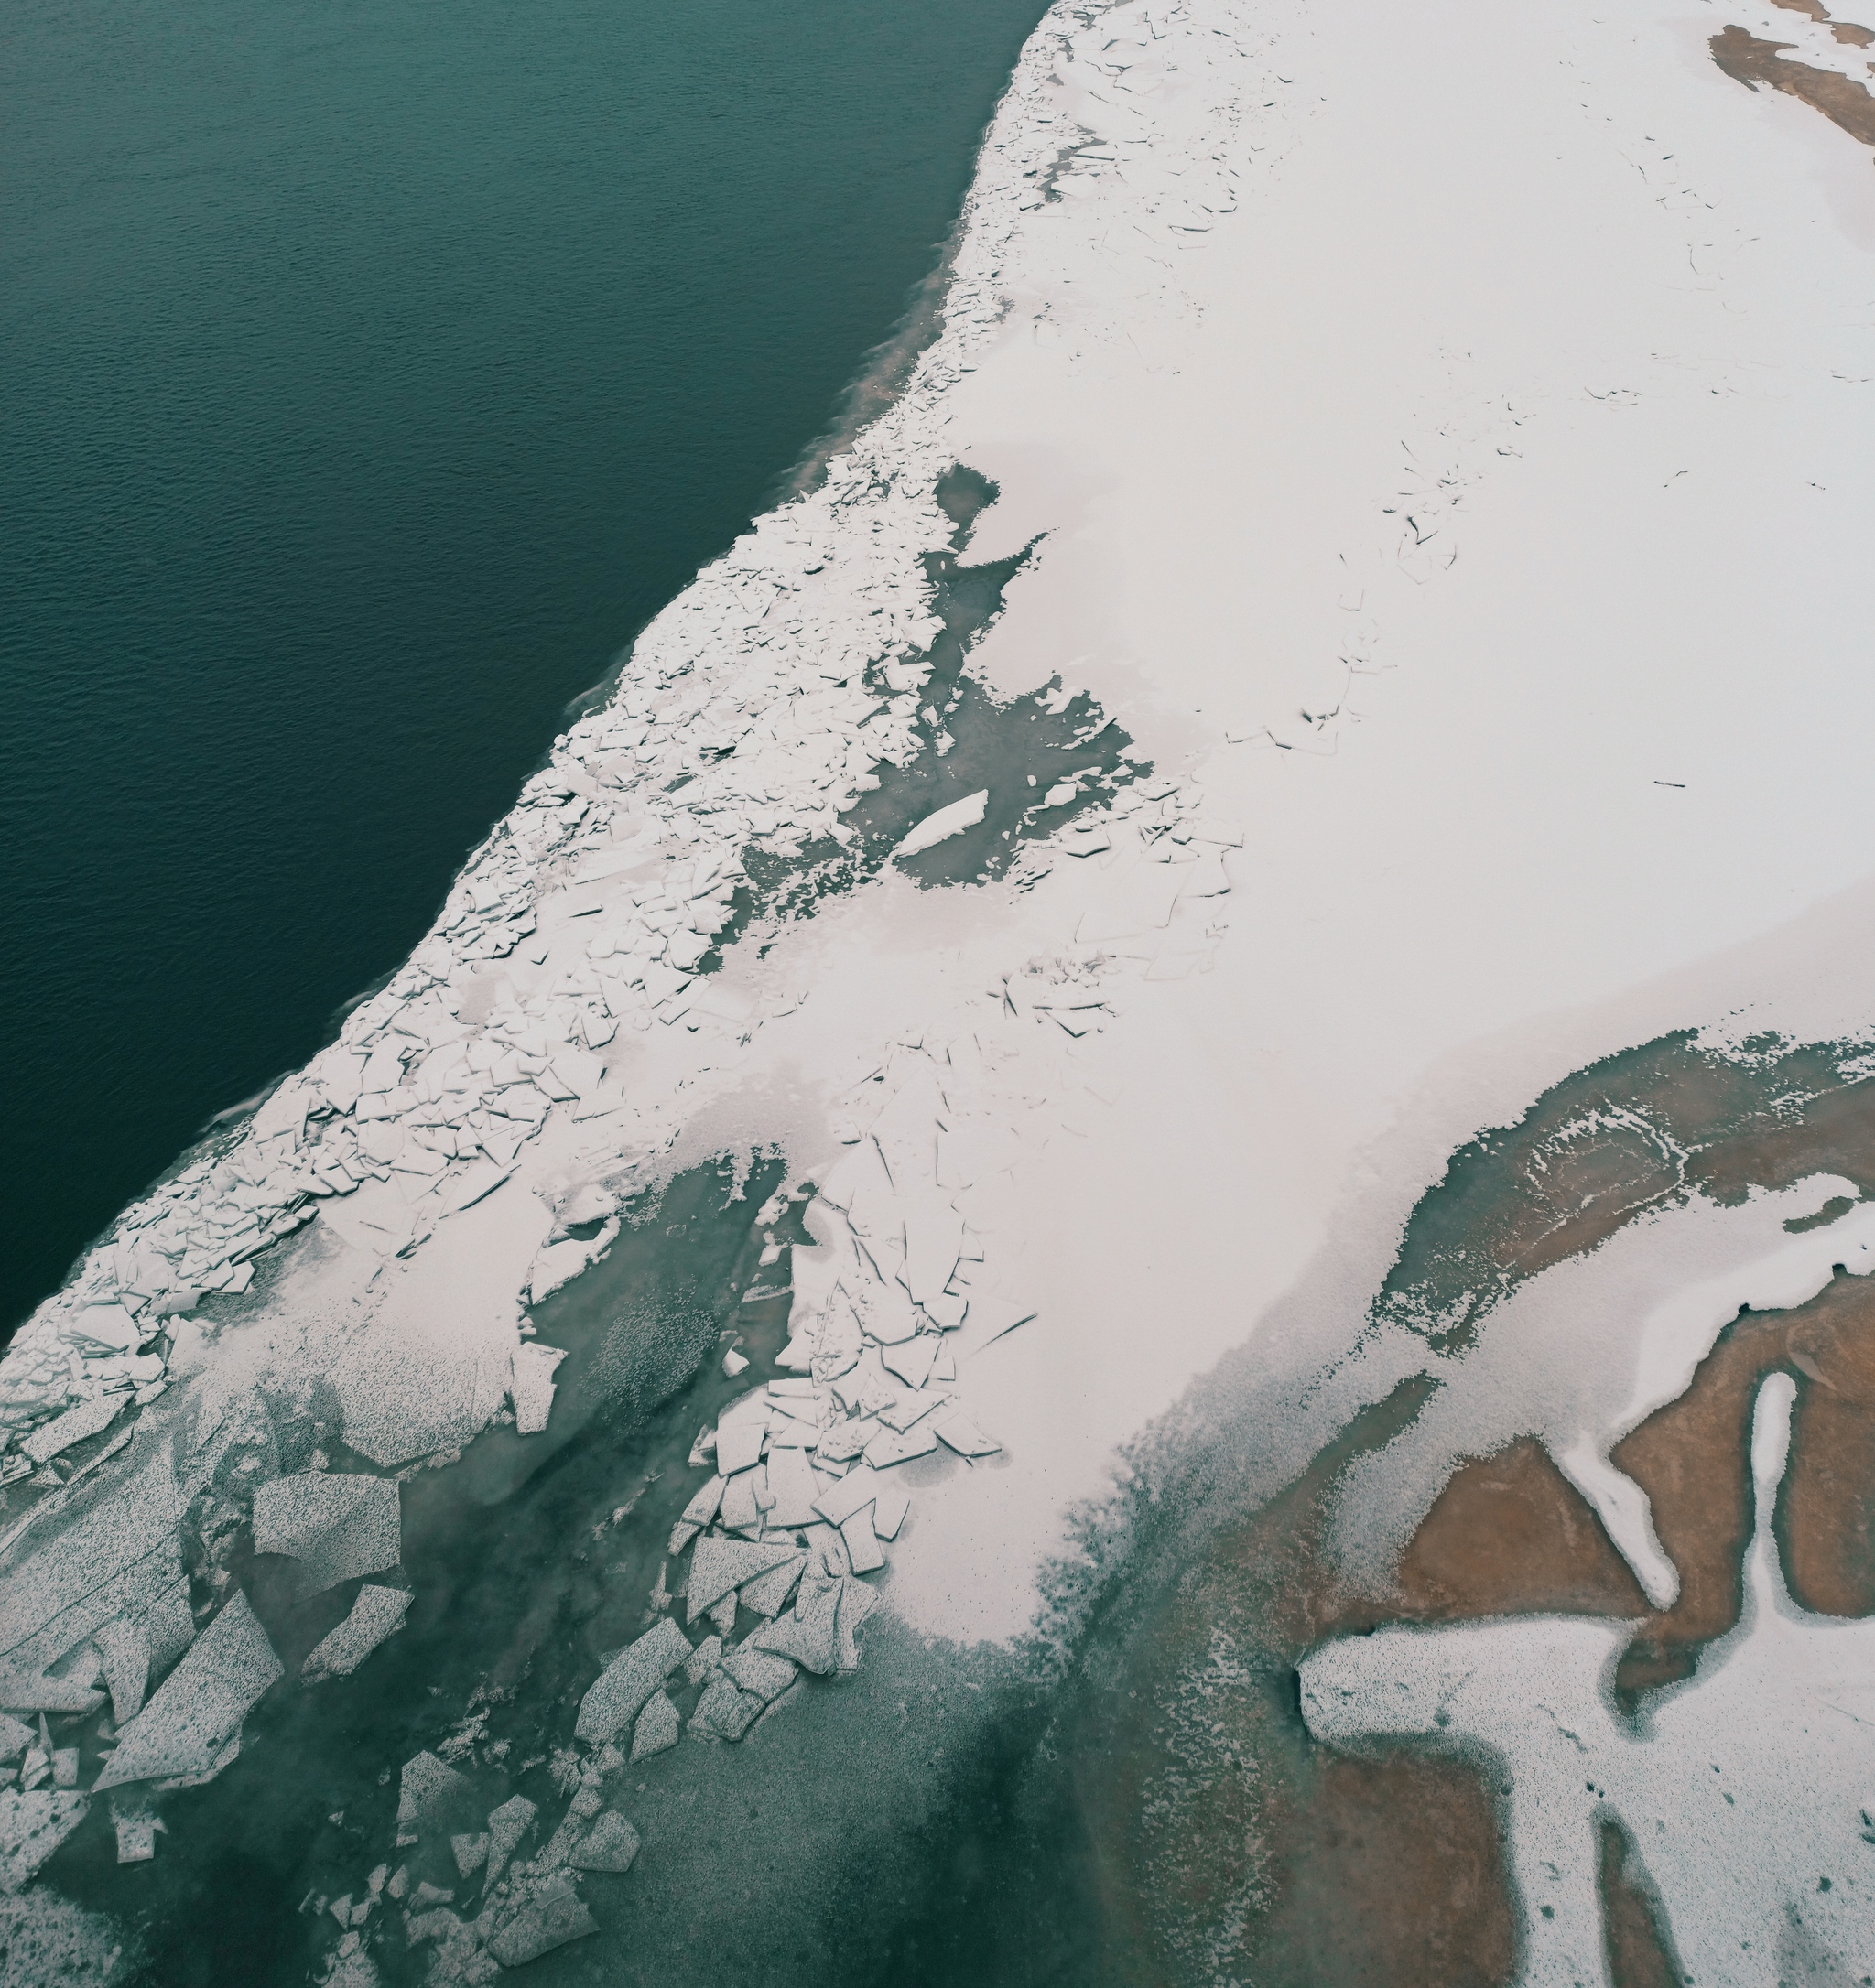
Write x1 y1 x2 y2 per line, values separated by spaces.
509 1343 569 1436
484 1793 536 1887
630 1691 679 1762
487 1875 596 1966
395 1750 473 1842
574 1617 690 1745
301 1585 413 1682
895 790 989 859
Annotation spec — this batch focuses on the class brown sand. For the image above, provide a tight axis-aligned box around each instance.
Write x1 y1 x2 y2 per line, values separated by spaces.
1710 24 1875 153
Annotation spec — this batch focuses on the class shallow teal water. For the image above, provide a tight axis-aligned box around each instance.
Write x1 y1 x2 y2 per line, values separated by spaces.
0 0 1048 1339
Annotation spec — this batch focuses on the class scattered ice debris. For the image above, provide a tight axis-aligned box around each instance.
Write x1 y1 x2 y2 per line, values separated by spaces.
252 1473 401 1594
394 1750 473 1846
508 1343 568 1436
93 1592 281 1791
573 1617 690 1745
0 1789 88 1891
301 1585 413 1682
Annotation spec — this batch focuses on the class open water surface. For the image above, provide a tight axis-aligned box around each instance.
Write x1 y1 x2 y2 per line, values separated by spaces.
0 0 1051 1341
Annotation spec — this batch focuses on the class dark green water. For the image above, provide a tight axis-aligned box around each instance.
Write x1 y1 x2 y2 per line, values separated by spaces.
0 0 1049 1342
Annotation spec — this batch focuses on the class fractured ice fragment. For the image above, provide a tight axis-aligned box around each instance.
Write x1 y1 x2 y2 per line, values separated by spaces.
685 1536 798 1619
721 1646 797 1704
300 1584 412 1682
0 1715 27 1759
682 1636 721 1687
94 1617 149 1725
737 1551 806 1619
114 1810 158 1863
707 1590 738 1637
487 1875 596 1967
630 1691 679 1763
690 1676 763 1742
895 790 989 859
881 1336 938 1390
872 1484 910 1541
750 1583 841 1677
451 1833 489 1878
0 1789 88 1890
508 1344 568 1436
835 1576 878 1673
483 1794 536 1888
679 1476 726 1529
394 1750 473 1843
840 1507 885 1575
713 1421 765 1475
93 1592 282 1791
719 1468 763 1534
21 1395 121 1467
935 1411 1000 1457
573 1616 690 1745
864 1424 938 1468
252 1473 402 1594
809 1465 883 1529
0 1671 104 1717
569 1810 640 1873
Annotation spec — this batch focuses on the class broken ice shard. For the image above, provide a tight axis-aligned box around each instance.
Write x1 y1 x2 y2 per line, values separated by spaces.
251 1473 401 1594
573 1616 690 1745
300 1585 412 1682
92 1593 282 1791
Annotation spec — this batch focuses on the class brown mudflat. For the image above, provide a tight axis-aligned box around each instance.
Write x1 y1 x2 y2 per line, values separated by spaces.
1396 1439 1650 1624
1710 24 1875 153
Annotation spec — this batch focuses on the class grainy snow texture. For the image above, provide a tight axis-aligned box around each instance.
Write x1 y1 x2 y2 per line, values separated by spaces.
3 0 1874 1972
